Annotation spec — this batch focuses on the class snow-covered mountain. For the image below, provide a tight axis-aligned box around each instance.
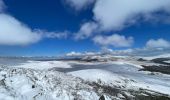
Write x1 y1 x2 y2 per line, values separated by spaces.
0 55 170 100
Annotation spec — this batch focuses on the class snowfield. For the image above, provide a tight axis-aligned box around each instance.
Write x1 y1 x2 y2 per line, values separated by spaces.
0 66 101 100
0 56 170 100
164 60 170 63
68 69 129 86
11 61 71 70
68 62 170 95
140 53 170 60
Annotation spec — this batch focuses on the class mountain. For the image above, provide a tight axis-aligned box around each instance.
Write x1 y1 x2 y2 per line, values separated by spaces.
0 55 170 100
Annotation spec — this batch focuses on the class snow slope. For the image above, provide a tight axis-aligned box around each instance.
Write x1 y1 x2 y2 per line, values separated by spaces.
1 57 170 100
1 65 169 100
68 61 170 95
141 54 170 60
164 60 170 63
0 66 102 100
68 69 131 86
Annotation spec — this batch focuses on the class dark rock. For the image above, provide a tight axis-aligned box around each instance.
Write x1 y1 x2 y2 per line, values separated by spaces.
32 85 35 88
138 58 147 61
99 95 105 100
140 65 170 75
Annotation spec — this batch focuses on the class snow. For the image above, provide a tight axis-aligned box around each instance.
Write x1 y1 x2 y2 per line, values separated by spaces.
70 69 170 95
11 61 71 70
68 61 170 95
68 69 128 86
11 59 169 96
108 60 143 68
0 56 170 99
141 53 170 60
164 60 170 63
131 81 170 95
68 61 108 65
0 93 14 100
0 66 102 100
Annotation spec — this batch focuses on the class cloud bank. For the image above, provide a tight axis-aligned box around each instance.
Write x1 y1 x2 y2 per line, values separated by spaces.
93 34 134 48
67 0 170 47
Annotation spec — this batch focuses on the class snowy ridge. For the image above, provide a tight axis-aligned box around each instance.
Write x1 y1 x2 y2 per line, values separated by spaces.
0 65 170 100
140 53 170 60
0 66 102 100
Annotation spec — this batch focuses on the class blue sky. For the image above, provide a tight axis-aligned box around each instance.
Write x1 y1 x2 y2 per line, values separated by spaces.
0 0 170 56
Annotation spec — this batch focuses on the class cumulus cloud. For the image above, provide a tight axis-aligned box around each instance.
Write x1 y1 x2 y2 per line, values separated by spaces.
93 0 170 31
66 0 170 31
65 0 95 11
93 34 134 48
0 14 42 45
74 22 98 40
66 51 97 56
0 0 69 46
146 38 170 48
0 0 42 46
0 13 68 46
66 51 82 56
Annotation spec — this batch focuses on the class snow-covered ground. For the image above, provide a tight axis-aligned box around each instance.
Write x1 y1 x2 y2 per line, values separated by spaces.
164 60 170 63
68 69 128 86
0 56 170 100
68 61 170 95
0 66 102 100
8 59 170 95
140 53 170 60
11 61 71 70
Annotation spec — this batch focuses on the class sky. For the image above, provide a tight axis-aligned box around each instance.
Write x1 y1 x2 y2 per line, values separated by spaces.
0 0 170 56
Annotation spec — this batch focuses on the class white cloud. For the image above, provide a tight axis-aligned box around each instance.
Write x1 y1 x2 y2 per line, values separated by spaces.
146 38 170 48
93 0 170 31
66 51 97 56
66 51 82 56
93 34 134 47
74 22 98 40
0 14 42 45
0 13 68 46
0 0 69 46
0 0 42 46
65 0 95 11
38 30 69 39
103 48 134 55
66 0 170 31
